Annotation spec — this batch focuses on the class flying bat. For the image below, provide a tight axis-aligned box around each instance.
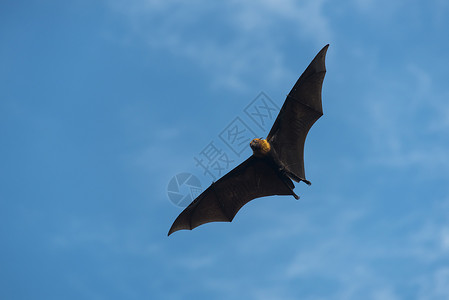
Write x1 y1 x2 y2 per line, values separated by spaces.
168 44 329 236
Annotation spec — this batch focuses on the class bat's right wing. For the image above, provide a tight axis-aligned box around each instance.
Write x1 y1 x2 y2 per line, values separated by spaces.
267 44 328 183
168 156 296 236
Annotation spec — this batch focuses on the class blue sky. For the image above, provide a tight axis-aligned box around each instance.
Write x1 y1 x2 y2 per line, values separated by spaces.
1 0 449 299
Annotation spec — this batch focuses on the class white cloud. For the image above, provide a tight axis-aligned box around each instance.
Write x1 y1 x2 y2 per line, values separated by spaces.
428 89 449 131
369 147 449 172
230 0 331 41
350 0 403 21
172 254 217 270
418 268 449 300
50 217 162 257
440 227 449 250
354 60 449 178
407 64 432 95
372 288 400 300
108 0 332 90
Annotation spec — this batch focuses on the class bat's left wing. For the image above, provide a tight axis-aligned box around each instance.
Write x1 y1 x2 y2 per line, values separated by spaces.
267 44 328 184
168 156 296 236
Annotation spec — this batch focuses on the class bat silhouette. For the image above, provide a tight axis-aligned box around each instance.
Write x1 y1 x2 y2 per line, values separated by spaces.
168 44 328 236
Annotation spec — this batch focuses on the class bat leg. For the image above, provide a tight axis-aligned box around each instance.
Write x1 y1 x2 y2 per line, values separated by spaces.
284 168 311 186
292 191 300 200
278 168 300 200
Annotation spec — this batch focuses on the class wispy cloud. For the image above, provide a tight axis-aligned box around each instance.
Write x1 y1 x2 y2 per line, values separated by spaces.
417 268 449 299
108 0 332 91
104 2 449 299
350 58 449 178
50 217 162 257
351 0 402 18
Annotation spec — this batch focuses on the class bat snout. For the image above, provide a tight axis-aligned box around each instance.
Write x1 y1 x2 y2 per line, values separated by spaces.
250 139 260 150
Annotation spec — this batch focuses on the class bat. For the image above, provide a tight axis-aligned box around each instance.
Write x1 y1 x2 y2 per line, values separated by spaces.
168 44 329 236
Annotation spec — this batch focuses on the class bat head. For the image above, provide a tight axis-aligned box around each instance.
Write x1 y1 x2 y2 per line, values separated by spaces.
250 138 271 157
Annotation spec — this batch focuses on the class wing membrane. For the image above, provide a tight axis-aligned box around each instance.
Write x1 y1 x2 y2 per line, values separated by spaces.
267 44 328 182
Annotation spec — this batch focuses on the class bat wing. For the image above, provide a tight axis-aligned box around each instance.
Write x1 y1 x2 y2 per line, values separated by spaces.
267 44 328 183
168 156 296 236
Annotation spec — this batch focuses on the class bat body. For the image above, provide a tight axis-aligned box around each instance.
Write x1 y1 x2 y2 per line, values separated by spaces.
168 45 329 236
